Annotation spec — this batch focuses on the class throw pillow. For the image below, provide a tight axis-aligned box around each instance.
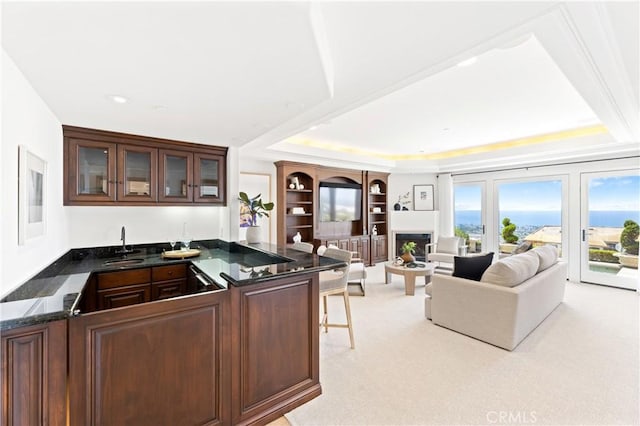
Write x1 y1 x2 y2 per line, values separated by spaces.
437 237 460 254
480 251 539 287
452 252 495 281
512 241 532 254
533 245 558 272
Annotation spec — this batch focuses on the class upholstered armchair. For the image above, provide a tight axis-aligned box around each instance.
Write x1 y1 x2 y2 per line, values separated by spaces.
426 236 467 271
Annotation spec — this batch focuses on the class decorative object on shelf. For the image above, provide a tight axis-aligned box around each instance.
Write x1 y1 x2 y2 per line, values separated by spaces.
373 207 382 213
291 207 306 214
413 184 434 211
395 191 411 211
239 191 274 243
371 184 381 194
293 231 302 243
291 177 300 189
400 241 417 263
372 225 378 235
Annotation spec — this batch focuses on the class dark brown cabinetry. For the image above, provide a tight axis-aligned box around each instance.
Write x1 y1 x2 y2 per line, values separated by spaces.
1 320 67 426
275 161 316 246
93 264 189 311
151 264 188 300
63 126 227 206
276 161 389 265
231 272 320 425
69 290 231 426
366 172 389 264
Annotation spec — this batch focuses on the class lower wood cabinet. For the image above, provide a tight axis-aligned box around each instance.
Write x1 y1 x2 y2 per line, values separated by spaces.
8 269 321 426
316 235 372 265
69 290 231 426
1 320 67 426
230 272 321 426
371 235 388 264
97 283 151 310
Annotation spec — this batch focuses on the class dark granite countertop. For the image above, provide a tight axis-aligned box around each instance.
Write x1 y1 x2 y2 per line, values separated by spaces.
0 239 342 331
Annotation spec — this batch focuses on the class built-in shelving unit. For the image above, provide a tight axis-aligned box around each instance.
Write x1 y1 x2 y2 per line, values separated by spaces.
366 172 389 264
275 161 389 265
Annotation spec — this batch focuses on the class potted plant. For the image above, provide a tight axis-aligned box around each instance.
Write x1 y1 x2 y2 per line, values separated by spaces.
499 217 519 254
239 192 274 243
615 219 639 269
400 241 417 263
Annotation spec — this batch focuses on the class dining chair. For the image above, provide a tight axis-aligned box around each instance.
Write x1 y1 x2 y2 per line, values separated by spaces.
318 246 355 349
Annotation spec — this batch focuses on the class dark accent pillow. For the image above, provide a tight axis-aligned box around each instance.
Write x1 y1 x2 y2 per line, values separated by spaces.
452 252 495 281
513 241 532 254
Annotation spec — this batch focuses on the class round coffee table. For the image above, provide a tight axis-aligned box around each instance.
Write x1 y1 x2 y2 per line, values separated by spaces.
384 262 435 295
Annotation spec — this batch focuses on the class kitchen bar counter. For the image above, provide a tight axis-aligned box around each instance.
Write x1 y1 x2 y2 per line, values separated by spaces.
0 239 340 330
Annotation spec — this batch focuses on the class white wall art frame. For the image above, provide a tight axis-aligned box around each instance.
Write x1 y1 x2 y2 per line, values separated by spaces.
18 145 47 245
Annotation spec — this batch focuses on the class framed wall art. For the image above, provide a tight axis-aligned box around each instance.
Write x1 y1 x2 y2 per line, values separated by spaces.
18 145 47 245
413 184 434 211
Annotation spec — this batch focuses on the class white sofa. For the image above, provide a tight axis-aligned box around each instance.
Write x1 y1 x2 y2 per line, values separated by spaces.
425 246 566 350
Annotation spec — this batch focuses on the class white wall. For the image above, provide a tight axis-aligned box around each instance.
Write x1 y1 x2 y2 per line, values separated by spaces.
388 172 438 211
1 50 69 296
67 206 228 248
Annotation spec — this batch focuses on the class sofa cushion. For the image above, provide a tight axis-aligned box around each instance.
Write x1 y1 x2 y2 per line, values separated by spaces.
452 252 494 281
533 245 558 272
480 251 539 287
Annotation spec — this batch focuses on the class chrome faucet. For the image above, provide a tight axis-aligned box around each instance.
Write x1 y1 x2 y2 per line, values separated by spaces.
116 225 132 255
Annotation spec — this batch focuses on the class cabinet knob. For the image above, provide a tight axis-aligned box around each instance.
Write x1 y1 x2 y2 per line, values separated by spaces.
193 184 199 187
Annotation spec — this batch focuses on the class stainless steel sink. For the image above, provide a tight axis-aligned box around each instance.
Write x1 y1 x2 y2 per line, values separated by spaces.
103 258 145 266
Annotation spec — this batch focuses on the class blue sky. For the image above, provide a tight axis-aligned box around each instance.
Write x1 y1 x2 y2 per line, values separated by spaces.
455 175 640 211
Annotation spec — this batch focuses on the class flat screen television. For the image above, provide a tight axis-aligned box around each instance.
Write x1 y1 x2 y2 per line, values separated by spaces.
318 182 362 222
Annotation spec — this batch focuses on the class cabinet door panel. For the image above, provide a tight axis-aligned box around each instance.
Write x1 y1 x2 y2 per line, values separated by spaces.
117 144 157 202
194 153 226 204
69 291 230 426
158 149 193 202
1 321 67 426
67 139 117 202
152 280 187 300
97 284 151 310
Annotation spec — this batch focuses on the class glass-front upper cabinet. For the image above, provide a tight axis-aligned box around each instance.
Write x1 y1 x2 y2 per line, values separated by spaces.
67 138 117 202
159 149 193 202
194 153 226 204
117 145 157 202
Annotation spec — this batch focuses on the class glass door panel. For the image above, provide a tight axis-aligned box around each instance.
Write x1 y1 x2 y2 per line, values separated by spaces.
454 183 485 254
159 150 193 202
194 153 225 204
581 171 639 290
117 145 157 202
69 138 116 202
78 146 110 195
496 179 564 257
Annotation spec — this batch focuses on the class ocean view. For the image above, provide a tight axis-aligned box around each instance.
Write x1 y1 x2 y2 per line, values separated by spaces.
455 210 640 239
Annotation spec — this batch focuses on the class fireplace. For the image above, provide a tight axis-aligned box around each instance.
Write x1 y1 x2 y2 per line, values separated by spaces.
394 232 432 261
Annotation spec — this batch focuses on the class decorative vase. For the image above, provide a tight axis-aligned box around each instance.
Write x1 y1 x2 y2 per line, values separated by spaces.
394 203 401 211
293 232 302 243
245 226 261 244
401 252 415 263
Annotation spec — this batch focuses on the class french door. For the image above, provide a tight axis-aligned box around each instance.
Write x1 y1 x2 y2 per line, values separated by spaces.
453 183 486 254
581 170 640 290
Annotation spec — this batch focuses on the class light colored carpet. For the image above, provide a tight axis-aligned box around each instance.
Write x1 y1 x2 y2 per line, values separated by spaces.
286 263 639 426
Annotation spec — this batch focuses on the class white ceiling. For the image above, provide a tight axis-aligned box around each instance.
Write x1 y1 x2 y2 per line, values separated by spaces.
2 1 638 172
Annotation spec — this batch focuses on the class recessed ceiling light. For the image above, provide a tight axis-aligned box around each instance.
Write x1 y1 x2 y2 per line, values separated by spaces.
456 57 477 67
107 95 128 104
